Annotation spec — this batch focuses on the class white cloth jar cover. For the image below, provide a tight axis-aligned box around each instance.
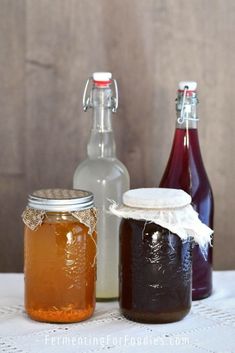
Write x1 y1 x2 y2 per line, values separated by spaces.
110 188 213 252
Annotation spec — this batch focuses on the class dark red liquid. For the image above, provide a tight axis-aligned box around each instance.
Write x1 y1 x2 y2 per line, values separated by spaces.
120 219 192 323
159 128 214 300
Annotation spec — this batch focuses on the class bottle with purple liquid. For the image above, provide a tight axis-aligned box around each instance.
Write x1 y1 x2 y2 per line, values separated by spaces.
159 81 214 300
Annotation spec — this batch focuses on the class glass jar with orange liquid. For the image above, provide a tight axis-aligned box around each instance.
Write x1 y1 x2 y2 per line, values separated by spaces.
22 189 97 323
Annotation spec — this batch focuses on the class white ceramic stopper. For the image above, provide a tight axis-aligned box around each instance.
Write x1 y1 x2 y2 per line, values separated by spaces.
178 81 197 91
93 72 112 82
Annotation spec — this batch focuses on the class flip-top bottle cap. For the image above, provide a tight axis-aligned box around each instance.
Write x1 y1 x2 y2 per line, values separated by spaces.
93 72 112 83
178 81 197 91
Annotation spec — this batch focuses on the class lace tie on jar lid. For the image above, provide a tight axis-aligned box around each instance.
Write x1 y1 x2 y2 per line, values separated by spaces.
22 189 97 235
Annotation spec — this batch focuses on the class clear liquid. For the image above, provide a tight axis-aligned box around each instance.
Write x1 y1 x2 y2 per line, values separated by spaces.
73 156 130 300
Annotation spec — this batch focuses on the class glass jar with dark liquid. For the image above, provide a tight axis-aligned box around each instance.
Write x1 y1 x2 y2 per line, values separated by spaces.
120 220 192 323
110 188 213 324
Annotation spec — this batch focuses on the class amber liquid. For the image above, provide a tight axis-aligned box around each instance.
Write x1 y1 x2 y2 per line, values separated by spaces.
120 219 192 323
160 128 214 300
24 215 96 323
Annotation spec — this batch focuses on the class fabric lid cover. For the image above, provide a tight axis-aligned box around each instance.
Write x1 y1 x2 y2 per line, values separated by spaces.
123 188 191 209
110 188 213 253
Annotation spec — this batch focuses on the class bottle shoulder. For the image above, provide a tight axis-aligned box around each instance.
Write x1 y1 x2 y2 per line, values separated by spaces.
115 159 130 177
160 162 213 193
160 128 214 204
161 129 211 182
73 158 129 181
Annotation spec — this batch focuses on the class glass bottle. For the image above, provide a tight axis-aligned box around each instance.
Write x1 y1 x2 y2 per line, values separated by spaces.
159 81 214 300
73 72 130 300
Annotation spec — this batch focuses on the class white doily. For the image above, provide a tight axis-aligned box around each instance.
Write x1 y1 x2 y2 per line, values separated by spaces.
0 273 235 353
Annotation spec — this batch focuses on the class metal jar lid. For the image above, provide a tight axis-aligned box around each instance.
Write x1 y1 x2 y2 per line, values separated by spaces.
28 189 94 212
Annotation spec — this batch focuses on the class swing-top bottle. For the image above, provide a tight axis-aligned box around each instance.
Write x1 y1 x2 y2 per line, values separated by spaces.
160 81 214 300
73 72 130 300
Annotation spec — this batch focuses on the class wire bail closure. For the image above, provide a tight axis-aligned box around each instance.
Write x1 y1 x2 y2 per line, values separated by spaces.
177 85 188 124
83 77 119 113
177 85 199 125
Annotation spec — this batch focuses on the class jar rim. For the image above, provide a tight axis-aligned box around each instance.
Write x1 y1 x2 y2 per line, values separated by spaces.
28 189 94 212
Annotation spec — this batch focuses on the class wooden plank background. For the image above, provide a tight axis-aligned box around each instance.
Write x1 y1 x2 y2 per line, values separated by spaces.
0 0 234 271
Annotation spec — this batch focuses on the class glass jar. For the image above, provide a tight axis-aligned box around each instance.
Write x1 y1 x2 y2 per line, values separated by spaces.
110 188 213 324
23 189 97 323
120 219 192 323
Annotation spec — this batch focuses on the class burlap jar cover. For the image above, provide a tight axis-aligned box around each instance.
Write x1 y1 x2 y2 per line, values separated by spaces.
22 189 97 236
22 207 97 235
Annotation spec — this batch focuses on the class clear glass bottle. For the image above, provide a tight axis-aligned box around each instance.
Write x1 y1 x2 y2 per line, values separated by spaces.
73 72 130 300
159 81 214 300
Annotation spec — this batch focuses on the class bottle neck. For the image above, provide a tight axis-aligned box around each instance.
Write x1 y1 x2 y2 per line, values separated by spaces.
173 90 204 165
175 90 198 129
87 85 116 159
